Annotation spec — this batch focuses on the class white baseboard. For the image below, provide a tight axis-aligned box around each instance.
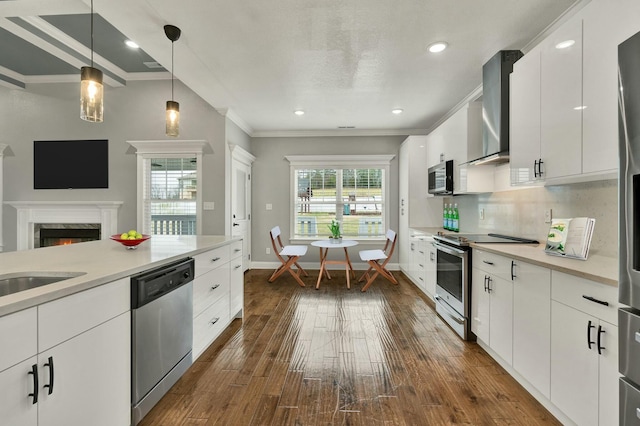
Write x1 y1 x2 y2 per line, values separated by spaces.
250 261 400 271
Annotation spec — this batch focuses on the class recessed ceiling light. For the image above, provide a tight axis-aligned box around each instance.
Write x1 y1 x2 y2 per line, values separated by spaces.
555 40 575 49
294 110 305 116
125 40 139 49
573 105 587 110
392 109 403 115
428 42 448 53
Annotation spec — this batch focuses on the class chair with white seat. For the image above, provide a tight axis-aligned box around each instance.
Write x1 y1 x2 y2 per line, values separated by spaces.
358 229 398 292
268 226 308 287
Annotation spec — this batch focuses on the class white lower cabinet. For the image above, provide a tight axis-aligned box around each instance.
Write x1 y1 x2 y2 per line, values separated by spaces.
0 278 131 426
405 233 435 300
229 241 244 318
471 265 513 364
38 312 130 426
550 271 619 426
193 240 244 360
0 356 38 426
512 261 551 398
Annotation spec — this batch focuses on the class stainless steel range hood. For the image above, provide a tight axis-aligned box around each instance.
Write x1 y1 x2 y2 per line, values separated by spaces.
470 50 523 166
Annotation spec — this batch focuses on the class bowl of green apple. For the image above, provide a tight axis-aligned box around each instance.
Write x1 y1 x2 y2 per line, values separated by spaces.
110 230 150 249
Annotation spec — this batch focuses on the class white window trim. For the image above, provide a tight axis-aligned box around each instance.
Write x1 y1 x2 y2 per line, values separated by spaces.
127 140 206 234
285 154 394 241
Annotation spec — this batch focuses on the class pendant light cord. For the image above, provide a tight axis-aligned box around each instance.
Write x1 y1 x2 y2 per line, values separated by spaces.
90 0 94 67
171 40 174 101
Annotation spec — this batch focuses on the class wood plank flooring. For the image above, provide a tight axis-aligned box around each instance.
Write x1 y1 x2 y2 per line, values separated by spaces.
140 269 561 425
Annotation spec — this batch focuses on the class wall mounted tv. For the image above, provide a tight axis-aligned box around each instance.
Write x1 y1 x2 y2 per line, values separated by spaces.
34 139 109 189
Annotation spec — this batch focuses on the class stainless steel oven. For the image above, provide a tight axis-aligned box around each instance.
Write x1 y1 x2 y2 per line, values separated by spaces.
433 240 471 340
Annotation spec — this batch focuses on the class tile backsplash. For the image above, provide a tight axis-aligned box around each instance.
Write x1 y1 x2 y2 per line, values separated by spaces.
441 179 618 258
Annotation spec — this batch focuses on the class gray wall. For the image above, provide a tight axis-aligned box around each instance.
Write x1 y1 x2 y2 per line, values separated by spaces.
1 79 230 252
249 135 405 265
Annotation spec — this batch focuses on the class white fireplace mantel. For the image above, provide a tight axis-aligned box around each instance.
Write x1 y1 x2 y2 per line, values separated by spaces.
5 201 123 251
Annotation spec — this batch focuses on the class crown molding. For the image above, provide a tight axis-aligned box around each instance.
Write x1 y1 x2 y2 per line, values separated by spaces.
252 128 428 138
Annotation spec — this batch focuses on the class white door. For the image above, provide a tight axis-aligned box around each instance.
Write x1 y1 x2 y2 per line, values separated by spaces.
230 145 255 272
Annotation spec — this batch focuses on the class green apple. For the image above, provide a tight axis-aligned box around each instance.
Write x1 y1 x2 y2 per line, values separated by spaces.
128 229 137 237
135 233 143 239
120 233 129 240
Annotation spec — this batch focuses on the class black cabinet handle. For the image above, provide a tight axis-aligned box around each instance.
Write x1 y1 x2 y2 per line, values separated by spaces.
233 223 240 227
211 283 220 291
597 325 605 355
582 295 609 306
483 275 488 292
537 159 544 177
211 257 221 262
587 321 595 350
44 356 54 395
534 159 539 178
234 248 242 253
28 364 38 404
487 276 492 293
234 265 242 270
210 317 220 325
511 261 516 280
482 260 494 265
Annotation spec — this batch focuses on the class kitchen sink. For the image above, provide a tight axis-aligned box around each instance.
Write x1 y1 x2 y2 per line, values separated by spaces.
0 272 86 297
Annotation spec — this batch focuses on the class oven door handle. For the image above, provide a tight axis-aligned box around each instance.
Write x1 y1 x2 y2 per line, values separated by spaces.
434 295 465 324
433 242 466 256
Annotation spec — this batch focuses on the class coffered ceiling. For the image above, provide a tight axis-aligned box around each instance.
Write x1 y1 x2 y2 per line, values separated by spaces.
0 0 584 136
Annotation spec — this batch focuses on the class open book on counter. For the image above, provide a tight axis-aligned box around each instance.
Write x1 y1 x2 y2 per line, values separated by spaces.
544 217 595 260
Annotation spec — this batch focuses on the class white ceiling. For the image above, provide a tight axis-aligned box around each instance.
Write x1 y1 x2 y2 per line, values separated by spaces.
1 0 585 136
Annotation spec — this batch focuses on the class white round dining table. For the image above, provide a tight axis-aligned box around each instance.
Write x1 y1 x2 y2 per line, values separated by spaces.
310 239 359 289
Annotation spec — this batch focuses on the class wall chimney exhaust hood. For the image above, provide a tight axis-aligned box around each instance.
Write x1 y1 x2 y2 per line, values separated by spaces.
470 50 523 166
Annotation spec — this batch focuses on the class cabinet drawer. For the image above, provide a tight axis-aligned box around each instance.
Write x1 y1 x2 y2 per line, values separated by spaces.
551 271 618 324
193 264 230 318
39 277 130 352
194 245 230 277
230 240 243 259
0 307 37 372
473 249 512 280
193 297 230 359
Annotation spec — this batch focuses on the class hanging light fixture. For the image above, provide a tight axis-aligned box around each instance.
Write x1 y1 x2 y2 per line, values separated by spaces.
80 0 104 122
164 24 181 137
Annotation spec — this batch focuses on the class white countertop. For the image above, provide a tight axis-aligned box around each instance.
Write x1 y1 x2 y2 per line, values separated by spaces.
410 228 618 287
0 235 241 317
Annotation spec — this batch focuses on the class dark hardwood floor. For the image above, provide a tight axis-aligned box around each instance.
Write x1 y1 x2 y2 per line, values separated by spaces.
140 269 561 425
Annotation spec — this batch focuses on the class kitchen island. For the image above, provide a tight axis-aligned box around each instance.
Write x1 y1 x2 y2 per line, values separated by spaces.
0 235 242 426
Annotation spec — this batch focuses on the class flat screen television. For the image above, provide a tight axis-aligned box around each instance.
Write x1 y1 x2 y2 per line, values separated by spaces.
34 139 109 189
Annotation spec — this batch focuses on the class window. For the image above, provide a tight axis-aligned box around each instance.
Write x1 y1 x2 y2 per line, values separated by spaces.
144 157 197 235
128 140 206 236
286 155 394 240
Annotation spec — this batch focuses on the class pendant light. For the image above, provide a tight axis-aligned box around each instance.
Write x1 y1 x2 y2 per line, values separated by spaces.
164 25 181 137
80 0 104 122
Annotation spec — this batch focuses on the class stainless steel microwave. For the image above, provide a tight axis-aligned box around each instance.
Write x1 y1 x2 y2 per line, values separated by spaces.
428 160 454 195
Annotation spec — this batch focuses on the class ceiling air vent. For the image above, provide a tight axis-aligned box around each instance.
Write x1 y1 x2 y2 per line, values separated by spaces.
143 61 163 69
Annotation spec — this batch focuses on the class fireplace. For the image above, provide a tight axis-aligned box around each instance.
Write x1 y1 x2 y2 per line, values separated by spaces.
34 223 102 248
6 201 122 251
39 227 101 247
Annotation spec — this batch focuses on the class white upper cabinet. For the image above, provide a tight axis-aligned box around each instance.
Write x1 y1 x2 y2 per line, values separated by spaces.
510 45 542 185
509 0 640 185
540 17 583 181
582 0 640 175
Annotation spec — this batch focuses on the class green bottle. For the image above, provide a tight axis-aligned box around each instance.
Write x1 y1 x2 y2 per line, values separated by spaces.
443 203 448 230
452 203 459 232
446 203 452 230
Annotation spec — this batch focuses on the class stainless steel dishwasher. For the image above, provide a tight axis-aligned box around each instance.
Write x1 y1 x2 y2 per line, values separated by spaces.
131 257 194 425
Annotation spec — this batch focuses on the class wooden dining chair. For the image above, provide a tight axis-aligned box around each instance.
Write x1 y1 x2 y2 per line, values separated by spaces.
358 229 398 292
268 226 308 287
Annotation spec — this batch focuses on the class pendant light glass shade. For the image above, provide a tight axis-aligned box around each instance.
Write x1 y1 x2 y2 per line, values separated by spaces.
166 100 180 136
80 66 103 122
